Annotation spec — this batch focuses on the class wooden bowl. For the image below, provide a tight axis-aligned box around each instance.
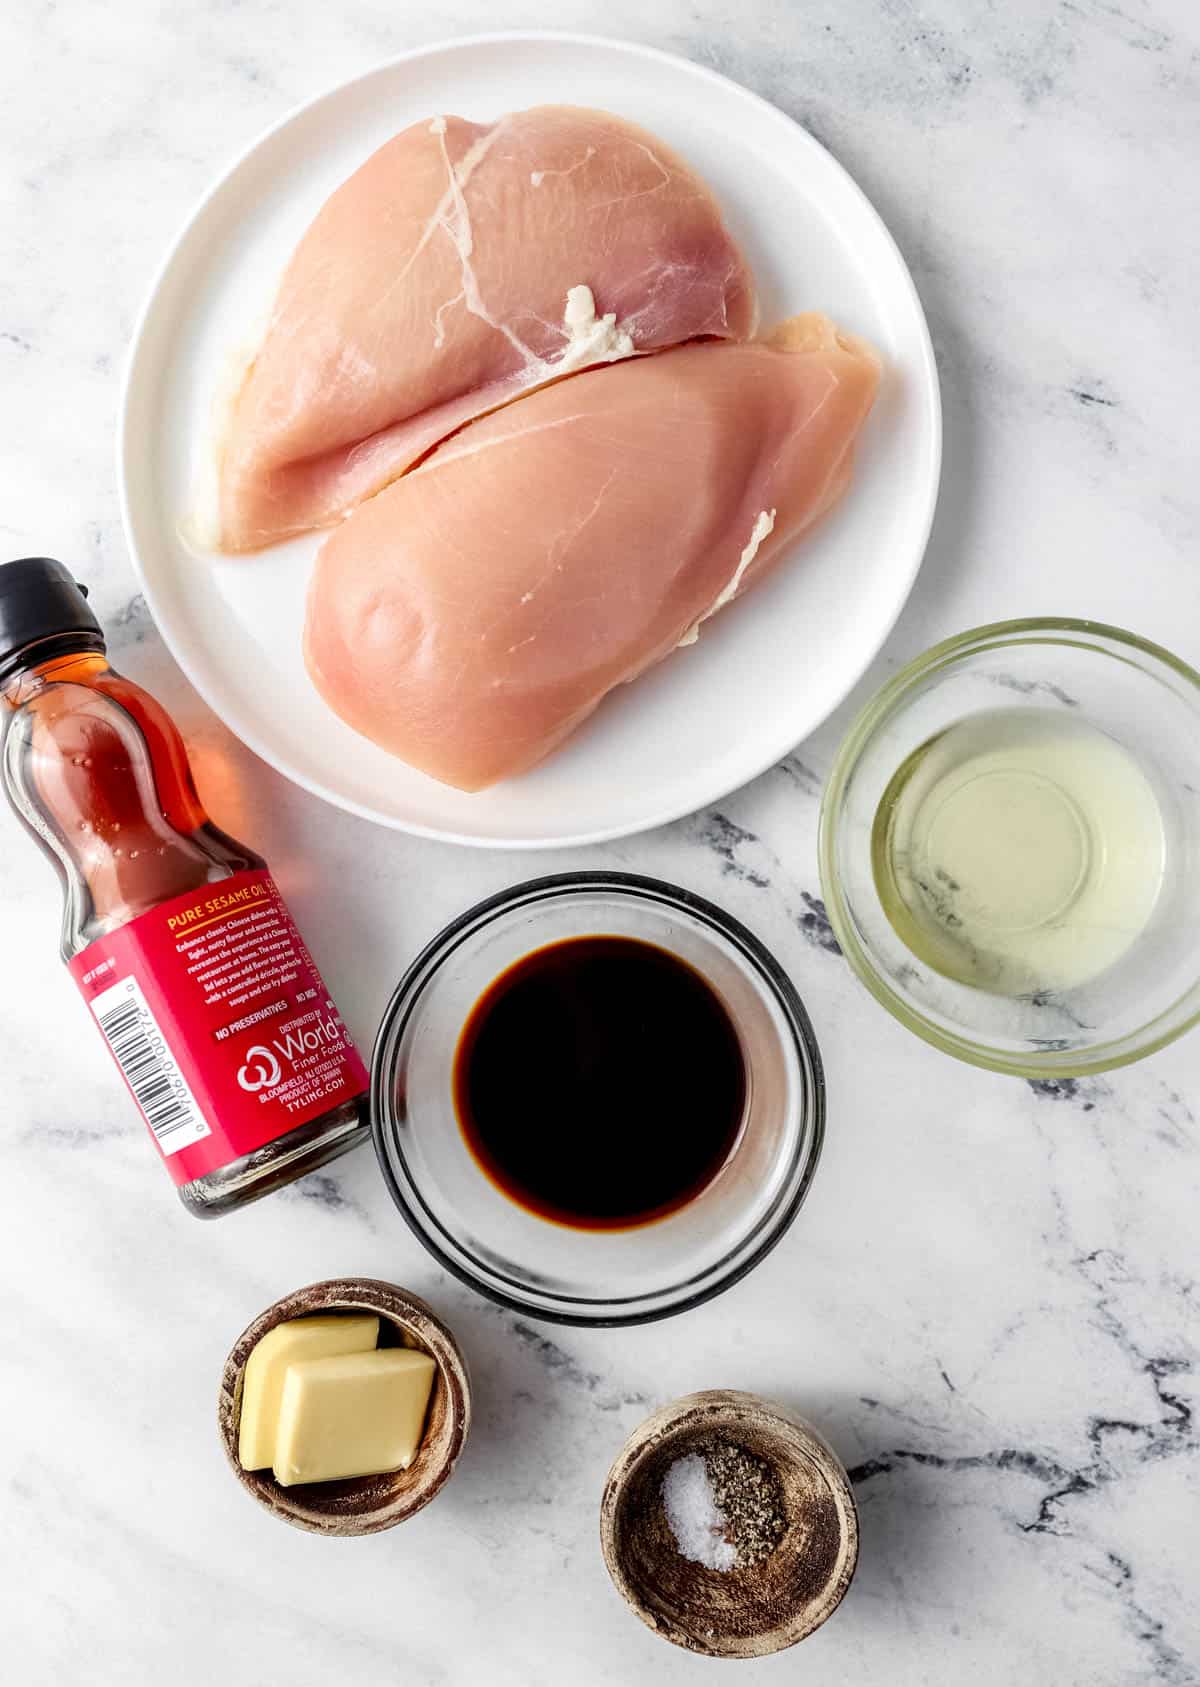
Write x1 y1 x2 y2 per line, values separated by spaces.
600 1389 858 1657
218 1277 471 1536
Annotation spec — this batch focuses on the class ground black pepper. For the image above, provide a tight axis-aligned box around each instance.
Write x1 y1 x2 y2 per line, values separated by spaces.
702 1439 786 1569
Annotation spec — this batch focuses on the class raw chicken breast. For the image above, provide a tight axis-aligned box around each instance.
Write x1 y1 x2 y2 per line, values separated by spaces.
305 314 880 791
219 106 756 551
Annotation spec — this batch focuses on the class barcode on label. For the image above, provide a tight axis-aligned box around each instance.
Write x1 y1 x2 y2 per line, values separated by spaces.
90 976 211 1156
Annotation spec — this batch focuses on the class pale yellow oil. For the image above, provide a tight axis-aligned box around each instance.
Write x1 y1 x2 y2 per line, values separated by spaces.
872 709 1166 995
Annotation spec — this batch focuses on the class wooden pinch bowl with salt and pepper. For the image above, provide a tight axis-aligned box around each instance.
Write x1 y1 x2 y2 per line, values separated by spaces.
218 1277 471 1536
600 1389 858 1658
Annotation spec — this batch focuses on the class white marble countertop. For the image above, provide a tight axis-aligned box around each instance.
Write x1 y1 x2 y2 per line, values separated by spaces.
3 2 1198 1681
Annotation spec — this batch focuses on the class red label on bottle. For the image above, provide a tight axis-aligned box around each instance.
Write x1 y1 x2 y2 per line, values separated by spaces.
68 870 368 1186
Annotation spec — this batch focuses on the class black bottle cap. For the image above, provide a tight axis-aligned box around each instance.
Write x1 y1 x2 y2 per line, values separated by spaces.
0 557 105 684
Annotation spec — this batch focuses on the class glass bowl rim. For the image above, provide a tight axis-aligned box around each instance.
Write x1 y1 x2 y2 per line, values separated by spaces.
818 616 1200 1078
369 870 826 1327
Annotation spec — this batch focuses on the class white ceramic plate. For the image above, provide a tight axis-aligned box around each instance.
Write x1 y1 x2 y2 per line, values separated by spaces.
120 31 940 848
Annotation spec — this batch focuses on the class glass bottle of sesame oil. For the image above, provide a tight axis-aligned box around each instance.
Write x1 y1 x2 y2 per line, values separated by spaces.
871 708 1167 996
0 557 369 1217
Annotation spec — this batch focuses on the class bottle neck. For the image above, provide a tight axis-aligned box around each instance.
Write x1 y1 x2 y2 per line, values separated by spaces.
1 631 262 954
1 631 108 706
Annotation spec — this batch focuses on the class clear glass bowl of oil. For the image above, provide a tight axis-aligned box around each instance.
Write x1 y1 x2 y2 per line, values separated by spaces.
819 619 1200 1075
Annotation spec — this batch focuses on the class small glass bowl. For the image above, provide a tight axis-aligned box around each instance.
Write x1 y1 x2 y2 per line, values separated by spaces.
371 873 824 1326
819 619 1200 1076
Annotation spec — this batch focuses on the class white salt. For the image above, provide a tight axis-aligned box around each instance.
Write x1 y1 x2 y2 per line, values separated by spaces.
661 1453 736 1572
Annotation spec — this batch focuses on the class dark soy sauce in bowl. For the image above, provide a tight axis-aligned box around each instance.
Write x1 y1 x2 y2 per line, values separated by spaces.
453 935 747 1230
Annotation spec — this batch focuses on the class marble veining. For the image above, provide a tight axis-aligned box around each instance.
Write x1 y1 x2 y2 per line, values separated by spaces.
2 3 1198 1684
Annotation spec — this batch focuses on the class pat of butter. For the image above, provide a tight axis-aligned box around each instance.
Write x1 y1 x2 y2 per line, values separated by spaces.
273 1348 437 1487
238 1314 379 1472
